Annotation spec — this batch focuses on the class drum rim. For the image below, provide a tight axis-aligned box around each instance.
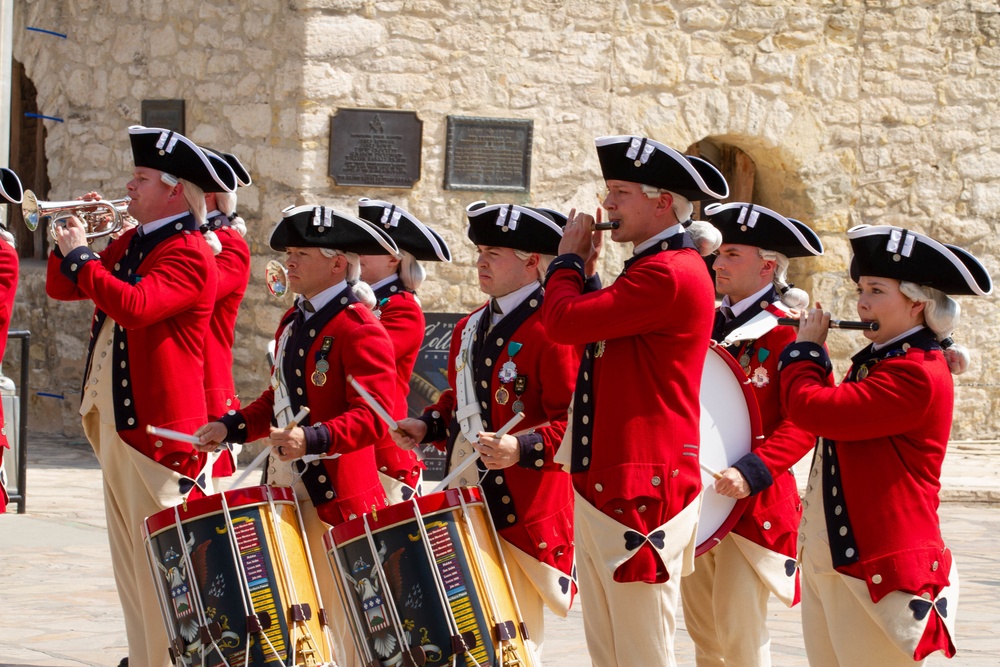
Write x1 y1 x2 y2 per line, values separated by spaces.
696 344 763 556
327 486 483 546
143 484 296 536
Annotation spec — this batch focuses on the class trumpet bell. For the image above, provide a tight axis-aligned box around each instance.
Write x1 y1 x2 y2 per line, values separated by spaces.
21 190 133 241
265 260 290 298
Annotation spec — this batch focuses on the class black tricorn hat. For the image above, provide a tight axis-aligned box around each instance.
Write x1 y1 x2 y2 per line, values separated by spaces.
201 147 252 187
848 225 992 296
357 198 451 262
129 126 237 193
269 204 400 255
466 201 565 255
0 168 23 204
595 135 729 202
703 202 823 258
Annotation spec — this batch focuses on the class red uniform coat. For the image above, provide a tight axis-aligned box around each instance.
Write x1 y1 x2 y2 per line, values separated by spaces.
372 278 424 487
779 328 955 656
713 290 817 601
46 217 216 481
205 222 251 477
420 287 578 583
0 237 17 513
219 287 394 526
541 235 715 583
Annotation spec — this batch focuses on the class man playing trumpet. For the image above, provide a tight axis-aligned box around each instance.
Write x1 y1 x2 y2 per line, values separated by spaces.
45 126 236 667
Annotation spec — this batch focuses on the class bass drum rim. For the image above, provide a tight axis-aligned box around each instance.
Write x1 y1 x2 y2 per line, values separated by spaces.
695 343 764 556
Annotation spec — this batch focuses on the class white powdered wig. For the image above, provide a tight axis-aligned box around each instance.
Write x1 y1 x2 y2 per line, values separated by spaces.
640 185 721 256
899 281 968 375
320 248 376 308
758 248 809 309
399 250 427 291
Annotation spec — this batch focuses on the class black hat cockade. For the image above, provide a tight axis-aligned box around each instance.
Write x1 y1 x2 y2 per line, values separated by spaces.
269 204 400 256
703 202 823 258
595 135 729 202
466 201 565 255
848 225 992 296
0 168 23 205
128 126 237 194
357 198 451 262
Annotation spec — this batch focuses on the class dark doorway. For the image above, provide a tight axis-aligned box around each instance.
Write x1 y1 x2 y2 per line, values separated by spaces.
9 59 50 260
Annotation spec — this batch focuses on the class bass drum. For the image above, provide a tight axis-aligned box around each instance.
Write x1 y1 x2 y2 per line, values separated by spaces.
695 344 764 555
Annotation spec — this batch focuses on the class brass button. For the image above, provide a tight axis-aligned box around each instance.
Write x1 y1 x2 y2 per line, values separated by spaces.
651 476 661 487
872 574 883 584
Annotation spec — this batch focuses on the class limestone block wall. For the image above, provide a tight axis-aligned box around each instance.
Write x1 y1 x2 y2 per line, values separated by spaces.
9 0 999 441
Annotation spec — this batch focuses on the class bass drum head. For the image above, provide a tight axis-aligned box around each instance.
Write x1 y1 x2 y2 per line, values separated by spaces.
695 345 761 555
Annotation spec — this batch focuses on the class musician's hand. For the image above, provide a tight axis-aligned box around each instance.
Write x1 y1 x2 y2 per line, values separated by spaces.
392 418 427 451
714 467 751 499
77 191 104 202
268 426 306 461
194 422 228 453
475 432 519 470
54 215 88 256
558 208 597 261
584 208 605 277
795 307 830 346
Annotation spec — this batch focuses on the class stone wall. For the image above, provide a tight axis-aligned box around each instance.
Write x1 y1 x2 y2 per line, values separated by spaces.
9 0 999 441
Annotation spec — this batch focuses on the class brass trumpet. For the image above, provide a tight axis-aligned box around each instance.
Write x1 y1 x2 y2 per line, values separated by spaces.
22 190 133 241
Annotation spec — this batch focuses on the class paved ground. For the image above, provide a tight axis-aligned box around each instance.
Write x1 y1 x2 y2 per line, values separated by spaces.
1 433 999 666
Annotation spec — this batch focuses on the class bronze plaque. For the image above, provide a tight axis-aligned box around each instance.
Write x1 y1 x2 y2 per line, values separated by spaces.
444 116 533 192
329 109 422 188
141 100 185 134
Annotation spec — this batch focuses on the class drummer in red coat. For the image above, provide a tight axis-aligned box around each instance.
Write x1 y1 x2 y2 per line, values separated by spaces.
196 204 400 667
356 197 452 502
199 148 252 482
681 202 823 666
392 202 581 661
541 135 727 667
46 126 236 667
0 167 23 514
780 225 992 665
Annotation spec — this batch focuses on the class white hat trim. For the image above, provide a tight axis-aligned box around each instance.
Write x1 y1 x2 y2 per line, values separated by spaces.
595 135 727 199
468 203 563 237
359 198 451 262
847 224 991 296
128 125 233 192
705 202 822 256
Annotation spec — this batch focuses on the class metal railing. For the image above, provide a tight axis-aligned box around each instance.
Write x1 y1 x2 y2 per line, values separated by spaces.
4 330 30 514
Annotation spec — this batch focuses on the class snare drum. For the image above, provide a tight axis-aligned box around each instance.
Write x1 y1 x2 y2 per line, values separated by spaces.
326 487 537 667
143 485 338 667
696 344 764 555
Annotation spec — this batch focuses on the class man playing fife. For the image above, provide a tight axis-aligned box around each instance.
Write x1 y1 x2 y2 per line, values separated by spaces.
681 202 823 666
393 201 580 662
541 135 726 667
46 126 236 667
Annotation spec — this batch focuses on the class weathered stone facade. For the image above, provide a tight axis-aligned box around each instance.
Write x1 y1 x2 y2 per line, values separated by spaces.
8 0 999 440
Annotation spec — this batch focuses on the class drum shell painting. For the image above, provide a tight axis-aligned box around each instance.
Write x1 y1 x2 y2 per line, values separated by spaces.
144 486 330 667
328 487 534 667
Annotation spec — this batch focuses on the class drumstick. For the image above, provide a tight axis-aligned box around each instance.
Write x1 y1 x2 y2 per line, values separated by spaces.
348 374 424 462
430 412 524 494
147 425 203 446
700 461 723 480
231 406 310 488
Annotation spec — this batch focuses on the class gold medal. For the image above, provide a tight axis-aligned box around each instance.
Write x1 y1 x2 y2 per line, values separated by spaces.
739 353 751 367
857 365 869 381
511 399 525 413
495 387 510 405
311 370 327 386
